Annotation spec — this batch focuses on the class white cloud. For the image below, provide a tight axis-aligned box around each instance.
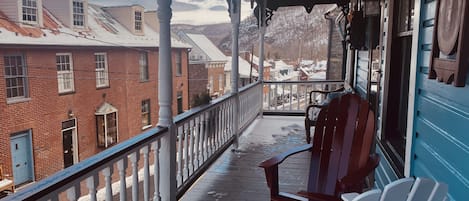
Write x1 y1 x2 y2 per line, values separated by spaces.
89 0 253 25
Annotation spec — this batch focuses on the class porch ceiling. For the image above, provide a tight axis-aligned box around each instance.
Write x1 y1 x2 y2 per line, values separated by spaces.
252 0 349 26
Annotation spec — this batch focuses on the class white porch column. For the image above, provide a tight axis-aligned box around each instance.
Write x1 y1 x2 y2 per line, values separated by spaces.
258 0 266 118
157 0 176 200
229 0 241 149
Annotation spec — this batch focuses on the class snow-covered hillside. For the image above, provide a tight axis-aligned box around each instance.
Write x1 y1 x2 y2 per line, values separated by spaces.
219 5 331 61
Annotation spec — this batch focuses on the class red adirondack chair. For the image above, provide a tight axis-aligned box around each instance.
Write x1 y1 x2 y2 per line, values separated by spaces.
259 93 380 201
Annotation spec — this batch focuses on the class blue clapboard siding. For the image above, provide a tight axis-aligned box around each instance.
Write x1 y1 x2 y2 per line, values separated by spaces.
374 146 399 190
410 0 469 200
355 50 369 98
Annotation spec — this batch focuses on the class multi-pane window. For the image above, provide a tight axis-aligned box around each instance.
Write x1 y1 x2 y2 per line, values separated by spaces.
56 53 75 93
73 0 85 27
176 51 182 76
95 53 109 88
135 11 142 31
96 111 118 147
209 75 213 94
141 99 151 128
139 52 149 81
4 55 28 100
219 74 223 91
177 92 183 114
22 0 38 23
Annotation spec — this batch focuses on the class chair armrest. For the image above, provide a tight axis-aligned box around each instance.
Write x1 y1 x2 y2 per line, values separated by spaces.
337 154 380 191
259 144 313 169
296 191 342 201
308 87 345 104
259 144 313 197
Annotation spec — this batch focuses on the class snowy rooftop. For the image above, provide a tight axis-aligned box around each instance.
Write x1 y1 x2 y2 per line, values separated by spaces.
250 54 271 67
225 56 258 78
185 33 227 62
0 4 190 48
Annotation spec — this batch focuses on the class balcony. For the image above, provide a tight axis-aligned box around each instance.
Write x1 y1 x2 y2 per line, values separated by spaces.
0 80 344 201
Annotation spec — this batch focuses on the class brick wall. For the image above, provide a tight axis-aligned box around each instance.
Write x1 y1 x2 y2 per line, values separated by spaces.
188 63 208 108
0 46 186 182
207 63 225 98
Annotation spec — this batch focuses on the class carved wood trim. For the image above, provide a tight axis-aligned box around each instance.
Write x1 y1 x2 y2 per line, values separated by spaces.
429 0 469 87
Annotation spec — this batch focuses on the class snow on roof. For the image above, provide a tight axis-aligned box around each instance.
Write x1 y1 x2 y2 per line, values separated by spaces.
250 54 271 67
185 33 227 62
274 60 293 69
225 56 258 78
0 4 190 48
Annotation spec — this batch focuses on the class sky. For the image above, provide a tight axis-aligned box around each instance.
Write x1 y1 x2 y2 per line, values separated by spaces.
89 0 254 25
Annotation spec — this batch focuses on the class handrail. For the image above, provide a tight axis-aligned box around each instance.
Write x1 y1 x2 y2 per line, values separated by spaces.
1 126 168 201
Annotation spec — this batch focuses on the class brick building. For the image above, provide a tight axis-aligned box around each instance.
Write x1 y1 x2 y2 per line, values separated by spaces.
177 32 227 105
0 0 190 187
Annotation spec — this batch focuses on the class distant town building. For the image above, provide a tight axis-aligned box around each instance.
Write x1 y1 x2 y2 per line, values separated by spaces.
224 56 258 93
177 32 227 104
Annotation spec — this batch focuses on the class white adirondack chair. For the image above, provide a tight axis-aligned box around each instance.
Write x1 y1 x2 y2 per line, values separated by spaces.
341 177 448 201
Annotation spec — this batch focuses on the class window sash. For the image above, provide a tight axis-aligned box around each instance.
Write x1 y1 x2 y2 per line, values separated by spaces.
176 51 182 76
139 52 149 81
73 1 85 26
219 74 223 90
56 54 74 93
141 100 151 127
95 53 109 87
22 0 38 23
135 11 142 31
4 55 28 99
97 112 118 147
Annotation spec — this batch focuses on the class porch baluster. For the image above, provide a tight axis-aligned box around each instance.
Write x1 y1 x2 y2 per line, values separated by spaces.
177 125 183 184
116 158 127 201
183 123 190 179
189 120 195 174
142 145 150 201
152 139 161 201
66 185 79 201
102 166 113 201
130 152 139 201
86 174 99 201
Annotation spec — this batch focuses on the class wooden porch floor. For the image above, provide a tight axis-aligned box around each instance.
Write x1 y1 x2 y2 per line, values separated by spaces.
180 116 311 201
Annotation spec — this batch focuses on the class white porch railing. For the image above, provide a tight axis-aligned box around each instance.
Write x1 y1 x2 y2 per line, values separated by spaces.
0 82 262 201
263 80 344 114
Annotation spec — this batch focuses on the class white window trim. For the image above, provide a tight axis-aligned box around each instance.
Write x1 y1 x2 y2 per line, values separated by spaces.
141 99 151 129
56 53 75 94
139 52 149 81
95 52 109 88
134 11 142 32
22 0 39 25
72 0 85 28
219 74 223 91
4 54 29 102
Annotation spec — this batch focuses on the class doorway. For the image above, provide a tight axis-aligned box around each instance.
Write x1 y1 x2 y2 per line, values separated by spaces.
10 131 34 186
62 119 78 168
381 0 414 176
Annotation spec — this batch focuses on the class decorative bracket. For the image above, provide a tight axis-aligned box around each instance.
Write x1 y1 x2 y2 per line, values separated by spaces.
429 0 469 87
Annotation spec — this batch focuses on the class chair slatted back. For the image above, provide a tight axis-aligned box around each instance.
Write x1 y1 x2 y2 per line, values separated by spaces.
307 93 375 195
